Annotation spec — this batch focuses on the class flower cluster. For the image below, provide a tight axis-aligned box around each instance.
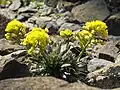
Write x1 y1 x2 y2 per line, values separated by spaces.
60 29 73 38
76 30 92 49
76 20 108 48
5 19 26 41
83 20 108 38
22 27 49 54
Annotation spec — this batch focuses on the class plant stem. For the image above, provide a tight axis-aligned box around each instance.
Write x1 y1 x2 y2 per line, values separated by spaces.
77 37 93 62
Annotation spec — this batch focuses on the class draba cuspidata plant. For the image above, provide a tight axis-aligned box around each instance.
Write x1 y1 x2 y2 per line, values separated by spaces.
76 20 108 61
5 20 108 82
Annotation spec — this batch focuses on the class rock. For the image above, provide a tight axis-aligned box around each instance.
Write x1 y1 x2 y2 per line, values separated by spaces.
44 0 58 8
21 0 31 6
0 14 11 39
105 13 120 36
56 11 73 26
0 50 27 67
86 62 120 89
46 21 59 35
16 13 35 22
59 1 74 11
27 16 38 23
36 16 52 27
71 0 110 21
87 58 113 72
38 5 53 16
108 35 120 41
116 54 120 63
59 23 82 31
18 6 38 13
9 0 22 11
105 0 120 6
105 0 120 13
0 38 25 56
0 76 100 90
56 16 69 26
0 60 30 80
115 40 120 62
97 40 119 62
24 22 36 30
0 9 16 19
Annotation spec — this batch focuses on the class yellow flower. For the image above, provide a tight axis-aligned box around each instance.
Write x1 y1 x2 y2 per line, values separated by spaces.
60 29 73 38
83 20 108 38
5 19 26 40
22 27 49 54
76 30 92 48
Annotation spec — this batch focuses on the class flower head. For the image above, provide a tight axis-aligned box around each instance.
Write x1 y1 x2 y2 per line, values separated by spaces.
60 29 73 38
83 20 108 38
76 30 92 48
22 27 49 54
5 19 26 40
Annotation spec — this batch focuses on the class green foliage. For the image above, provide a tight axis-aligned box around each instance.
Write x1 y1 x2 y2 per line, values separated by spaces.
27 39 86 82
4 20 108 82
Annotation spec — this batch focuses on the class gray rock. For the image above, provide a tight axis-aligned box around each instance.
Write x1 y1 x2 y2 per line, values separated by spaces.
44 0 58 8
87 58 113 72
105 13 120 36
27 16 37 23
9 0 22 11
24 22 36 30
56 16 68 26
105 0 120 6
56 11 73 26
0 76 100 90
0 38 25 56
116 54 120 63
16 13 35 21
18 6 38 13
0 14 11 39
46 21 59 35
86 62 120 89
97 40 119 62
105 0 120 13
36 16 52 27
0 60 30 80
0 9 16 19
59 23 82 31
71 0 110 21
38 5 53 16
21 0 31 6
0 50 27 66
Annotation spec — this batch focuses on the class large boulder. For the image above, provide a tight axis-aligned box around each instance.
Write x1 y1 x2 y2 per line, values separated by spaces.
105 0 120 13
71 0 110 22
105 12 120 36
0 60 30 80
86 62 120 89
0 38 30 80
0 76 100 90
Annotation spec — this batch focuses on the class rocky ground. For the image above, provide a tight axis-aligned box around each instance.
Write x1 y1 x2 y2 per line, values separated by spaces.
0 0 120 89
